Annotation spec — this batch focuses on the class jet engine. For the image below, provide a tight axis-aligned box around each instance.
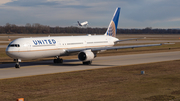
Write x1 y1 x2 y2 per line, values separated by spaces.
78 50 95 62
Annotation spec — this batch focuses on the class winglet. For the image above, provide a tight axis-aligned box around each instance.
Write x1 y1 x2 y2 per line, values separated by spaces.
105 7 121 37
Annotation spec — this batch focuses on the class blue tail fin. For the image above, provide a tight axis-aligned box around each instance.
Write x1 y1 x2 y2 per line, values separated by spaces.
77 21 82 26
105 7 120 37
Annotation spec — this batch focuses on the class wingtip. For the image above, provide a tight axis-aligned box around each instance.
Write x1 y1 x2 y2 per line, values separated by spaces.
161 43 175 45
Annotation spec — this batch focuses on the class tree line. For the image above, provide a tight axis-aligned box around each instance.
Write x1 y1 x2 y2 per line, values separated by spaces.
0 23 180 34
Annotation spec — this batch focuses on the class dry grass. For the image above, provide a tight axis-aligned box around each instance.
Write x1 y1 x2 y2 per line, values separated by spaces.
1 60 180 101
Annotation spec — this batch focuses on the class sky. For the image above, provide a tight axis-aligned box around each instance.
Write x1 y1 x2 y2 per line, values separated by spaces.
0 0 180 28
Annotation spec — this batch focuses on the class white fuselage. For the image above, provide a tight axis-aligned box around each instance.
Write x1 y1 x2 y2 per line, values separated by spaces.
80 21 88 26
6 35 118 60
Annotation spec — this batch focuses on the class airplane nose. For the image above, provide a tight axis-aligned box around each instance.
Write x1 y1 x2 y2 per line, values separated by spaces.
6 47 12 57
6 47 16 59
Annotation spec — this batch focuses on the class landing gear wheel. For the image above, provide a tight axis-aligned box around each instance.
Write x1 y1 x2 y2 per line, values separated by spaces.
58 59 63 63
14 59 21 68
54 58 63 63
83 61 92 65
15 64 20 68
54 59 57 63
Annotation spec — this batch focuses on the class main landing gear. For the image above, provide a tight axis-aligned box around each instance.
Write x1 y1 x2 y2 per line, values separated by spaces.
54 56 63 64
14 59 21 68
83 61 92 65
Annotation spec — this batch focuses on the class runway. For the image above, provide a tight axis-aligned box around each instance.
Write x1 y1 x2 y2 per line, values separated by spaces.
0 41 11 43
0 51 180 79
0 45 7 48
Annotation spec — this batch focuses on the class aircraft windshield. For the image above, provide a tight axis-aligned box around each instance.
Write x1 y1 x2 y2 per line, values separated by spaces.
8 44 20 47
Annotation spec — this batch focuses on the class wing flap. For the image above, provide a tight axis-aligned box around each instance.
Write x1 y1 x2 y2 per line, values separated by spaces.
91 44 162 51
115 37 146 43
66 44 162 53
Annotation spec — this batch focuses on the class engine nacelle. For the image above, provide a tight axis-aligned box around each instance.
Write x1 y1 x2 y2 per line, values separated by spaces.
78 50 95 62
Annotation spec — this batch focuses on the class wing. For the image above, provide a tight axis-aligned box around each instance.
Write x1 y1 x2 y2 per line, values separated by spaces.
115 37 146 43
66 43 162 53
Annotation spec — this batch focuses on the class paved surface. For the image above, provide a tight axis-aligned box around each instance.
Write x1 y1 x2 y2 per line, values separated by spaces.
0 41 11 43
0 51 180 79
0 45 7 48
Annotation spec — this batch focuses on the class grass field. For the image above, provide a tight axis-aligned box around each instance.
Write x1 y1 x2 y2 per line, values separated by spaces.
0 60 180 101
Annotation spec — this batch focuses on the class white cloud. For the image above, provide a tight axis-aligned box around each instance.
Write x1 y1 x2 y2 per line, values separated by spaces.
47 0 73 1
168 18 180 22
0 0 14 5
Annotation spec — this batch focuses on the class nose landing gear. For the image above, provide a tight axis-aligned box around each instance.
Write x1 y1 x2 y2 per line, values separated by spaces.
15 63 20 68
14 59 21 68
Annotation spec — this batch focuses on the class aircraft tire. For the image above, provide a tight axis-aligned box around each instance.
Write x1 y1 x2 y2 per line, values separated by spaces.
83 61 92 65
54 59 57 63
54 59 63 63
60 59 63 63
58 59 63 63
15 64 20 68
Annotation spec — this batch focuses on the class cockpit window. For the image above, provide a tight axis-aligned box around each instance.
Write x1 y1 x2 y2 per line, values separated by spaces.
8 44 20 47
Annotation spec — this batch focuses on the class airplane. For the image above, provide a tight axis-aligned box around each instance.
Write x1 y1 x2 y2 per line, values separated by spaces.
6 7 163 68
77 21 88 27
